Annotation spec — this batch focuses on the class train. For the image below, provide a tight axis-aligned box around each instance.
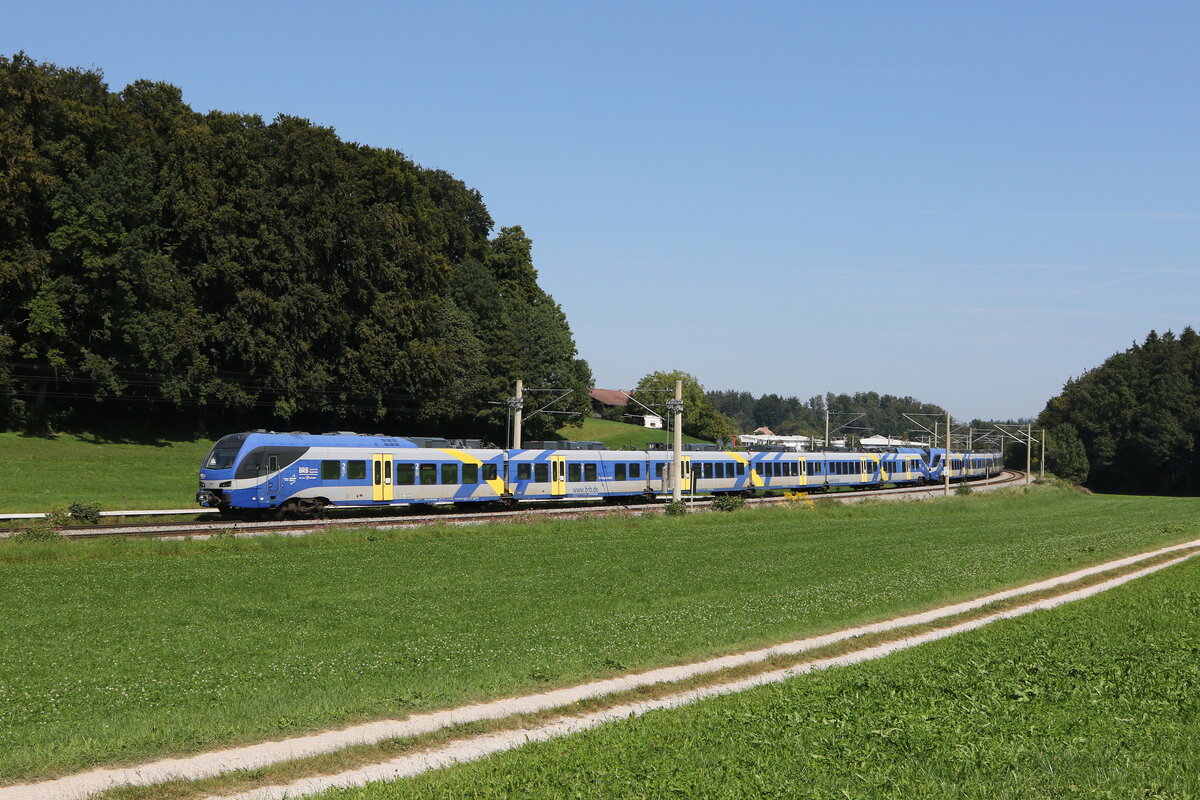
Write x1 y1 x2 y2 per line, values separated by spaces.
196 430 1004 518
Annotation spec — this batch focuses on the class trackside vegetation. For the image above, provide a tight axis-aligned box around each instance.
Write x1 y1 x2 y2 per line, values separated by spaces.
0 486 1197 784
346 554 1200 799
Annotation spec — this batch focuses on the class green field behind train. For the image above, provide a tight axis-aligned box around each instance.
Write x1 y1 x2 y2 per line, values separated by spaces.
1 485 1197 784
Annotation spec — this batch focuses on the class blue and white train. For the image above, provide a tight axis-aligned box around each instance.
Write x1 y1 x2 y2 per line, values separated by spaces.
196 431 1004 517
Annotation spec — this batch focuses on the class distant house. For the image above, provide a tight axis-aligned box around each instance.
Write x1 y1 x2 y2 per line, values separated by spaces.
589 388 630 418
753 426 775 436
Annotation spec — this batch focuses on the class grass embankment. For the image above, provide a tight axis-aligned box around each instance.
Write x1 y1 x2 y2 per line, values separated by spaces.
353 550 1200 799
0 486 1197 784
555 418 708 449
0 432 214 513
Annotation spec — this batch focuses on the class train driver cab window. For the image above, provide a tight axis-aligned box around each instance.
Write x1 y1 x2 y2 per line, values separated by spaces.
534 463 549 482
517 463 532 481
348 461 367 481
584 463 597 481
441 463 458 484
321 460 341 480
615 463 627 481
419 463 437 484
397 463 415 484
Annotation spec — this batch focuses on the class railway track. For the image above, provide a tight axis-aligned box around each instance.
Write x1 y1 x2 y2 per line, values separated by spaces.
0 471 1027 540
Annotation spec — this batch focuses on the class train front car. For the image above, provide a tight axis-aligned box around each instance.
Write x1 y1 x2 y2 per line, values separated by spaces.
198 431 328 516
197 431 263 515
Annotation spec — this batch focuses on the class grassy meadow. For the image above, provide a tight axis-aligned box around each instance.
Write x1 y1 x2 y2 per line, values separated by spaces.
0 486 1198 783
0 432 215 513
343 545 1200 799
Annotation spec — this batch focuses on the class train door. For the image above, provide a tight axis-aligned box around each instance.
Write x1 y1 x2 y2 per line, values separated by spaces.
681 456 692 493
372 453 394 501
550 455 567 496
265 454 280 501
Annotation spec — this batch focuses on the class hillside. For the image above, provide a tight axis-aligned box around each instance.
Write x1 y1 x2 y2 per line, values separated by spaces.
555 418 708 450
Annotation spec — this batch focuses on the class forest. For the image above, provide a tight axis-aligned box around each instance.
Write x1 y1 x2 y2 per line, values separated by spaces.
708 388 948 444
0 54 591 441
1039 328 1200 495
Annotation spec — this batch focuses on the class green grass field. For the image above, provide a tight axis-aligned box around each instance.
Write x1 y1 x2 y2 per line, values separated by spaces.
0 432 216 513
351 549 1200 799
556 417 708 449
0 486 1197 784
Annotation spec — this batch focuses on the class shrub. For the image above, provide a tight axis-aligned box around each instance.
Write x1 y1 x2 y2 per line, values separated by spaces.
955 483 973 496
663 500 688 516
67 502 102 525
13 524 62 543
711 495 746 513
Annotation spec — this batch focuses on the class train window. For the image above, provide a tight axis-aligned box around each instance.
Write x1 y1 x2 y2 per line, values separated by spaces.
420 463 437 484
736 463 745 476
384 461 392 481
718 463 728 479
321 460 341 480
442 463 458 484
462 463 478 484
534 463 548 482
699 463 709 479
483 464 498 481
791 463 798 476
774 463 782 477
630 463 641 478
397 463 415 484
584 463 597 481
655 463 665 478
269 455 278 473
615 463 627 481
568 463 582 482
348 461 366 480
374 460 382 485
517 463 531 481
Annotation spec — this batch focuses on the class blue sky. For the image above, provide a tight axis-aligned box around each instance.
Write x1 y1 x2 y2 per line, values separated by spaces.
6 1 1198 421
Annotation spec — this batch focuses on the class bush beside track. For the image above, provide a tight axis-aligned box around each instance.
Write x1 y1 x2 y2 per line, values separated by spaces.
0 485 1197 784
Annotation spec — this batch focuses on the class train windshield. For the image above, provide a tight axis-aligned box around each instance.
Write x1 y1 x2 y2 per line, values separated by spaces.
204 448 239 470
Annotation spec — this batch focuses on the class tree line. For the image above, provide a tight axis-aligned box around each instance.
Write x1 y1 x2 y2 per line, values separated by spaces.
708 388 948 443
1039 328 1200 494
0 54 591 441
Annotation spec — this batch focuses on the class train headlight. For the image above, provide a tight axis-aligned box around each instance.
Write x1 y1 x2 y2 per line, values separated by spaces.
220 480 232 488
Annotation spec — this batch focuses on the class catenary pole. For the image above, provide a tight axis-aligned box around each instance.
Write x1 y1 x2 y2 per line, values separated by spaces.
943 411 951 497
1026 423 1032 485
512 380 524 449
670 380 683 502
1040 430 1046 479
